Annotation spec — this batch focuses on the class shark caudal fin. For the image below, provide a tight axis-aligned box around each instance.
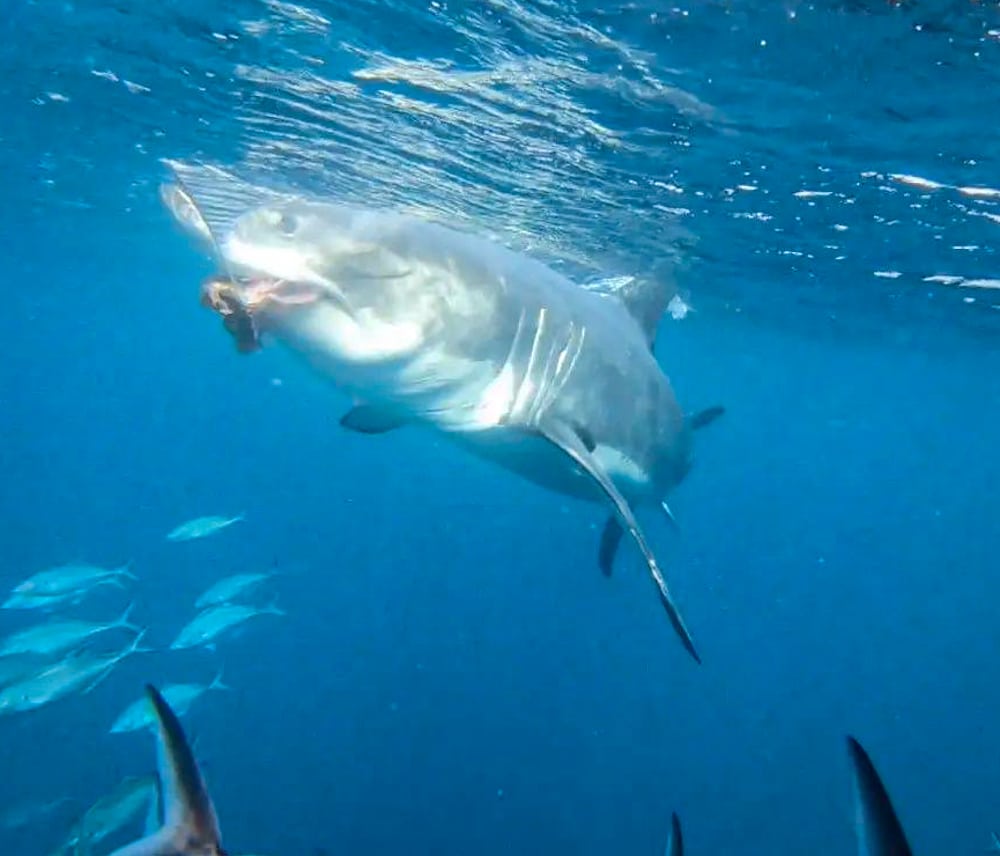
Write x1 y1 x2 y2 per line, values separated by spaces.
846 736 913 856
106 685 226 856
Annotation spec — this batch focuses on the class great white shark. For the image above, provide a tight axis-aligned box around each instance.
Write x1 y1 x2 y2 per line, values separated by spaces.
161 162 724 663
108 684 226 856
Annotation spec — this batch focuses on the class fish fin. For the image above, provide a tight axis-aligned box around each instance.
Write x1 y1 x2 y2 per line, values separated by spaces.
117 561 138 581
688 405 725 431
339 404 409 435
82 664 116 695
597 517 624 578
538 420 700 664
660 501 680 532
665 811 683 856
846 735 913 856
264 598 286 617
204 642 217 653
117 601 142 633
144 775 163 836
144 683 224 851
126 629 154 658
209 669 231 692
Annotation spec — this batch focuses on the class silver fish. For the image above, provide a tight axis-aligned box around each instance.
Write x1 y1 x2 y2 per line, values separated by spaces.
163 163 725 662
0 602 141 657
0 796 74 830
194 572 273 609
111 670 230 734
166 514 245 542
55 775 157 856
106 684 226 855
0 651 60 687
0 632 149 714
9 562 135 599
169 602 284 651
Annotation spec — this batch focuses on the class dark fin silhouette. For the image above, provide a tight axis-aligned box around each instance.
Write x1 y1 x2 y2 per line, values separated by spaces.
540 420 701 664
665 811 683 856
106 685 226 856
597 516 624 577
339 404 409 435
688 406 725 431
846 736 913 856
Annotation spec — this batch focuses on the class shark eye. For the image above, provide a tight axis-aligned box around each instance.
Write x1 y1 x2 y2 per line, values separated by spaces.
278 213 299 236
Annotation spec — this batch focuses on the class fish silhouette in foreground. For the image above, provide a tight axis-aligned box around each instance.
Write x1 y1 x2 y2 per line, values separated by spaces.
108 684 226 856
161 162 725 663
665 735 913 855
167 514 245 542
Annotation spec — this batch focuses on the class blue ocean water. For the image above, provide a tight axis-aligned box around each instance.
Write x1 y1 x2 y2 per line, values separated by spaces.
2 1 999 853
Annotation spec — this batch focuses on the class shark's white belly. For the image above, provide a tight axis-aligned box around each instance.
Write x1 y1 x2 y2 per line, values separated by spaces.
266 297 656 505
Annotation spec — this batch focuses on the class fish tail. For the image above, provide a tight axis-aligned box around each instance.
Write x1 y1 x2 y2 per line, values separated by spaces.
126 628 155 658
117 561 139 581
117 600 143 633
209 668 231 692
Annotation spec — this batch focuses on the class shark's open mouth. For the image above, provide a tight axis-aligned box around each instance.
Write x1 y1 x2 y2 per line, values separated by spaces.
200 276 325 354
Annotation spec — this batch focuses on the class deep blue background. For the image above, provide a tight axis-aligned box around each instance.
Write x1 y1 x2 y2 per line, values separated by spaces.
1 1 999 854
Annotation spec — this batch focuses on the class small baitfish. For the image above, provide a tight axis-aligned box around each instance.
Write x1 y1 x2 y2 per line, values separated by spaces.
0 632 150 715
169 602 284 651
166 514 246 542
0 602 141 658
194 572 273 609
110 670 230 734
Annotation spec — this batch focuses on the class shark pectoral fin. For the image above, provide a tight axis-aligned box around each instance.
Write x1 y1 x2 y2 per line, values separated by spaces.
688 405 725 431
146 684 223 852
846 736 913 856
665 811 683 856
339 404 409 435
538 421 700 664
598 517 624 578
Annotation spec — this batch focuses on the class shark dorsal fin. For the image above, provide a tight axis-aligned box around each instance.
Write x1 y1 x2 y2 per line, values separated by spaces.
585 275 675 350
846 736 913 856
105 685 226 856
